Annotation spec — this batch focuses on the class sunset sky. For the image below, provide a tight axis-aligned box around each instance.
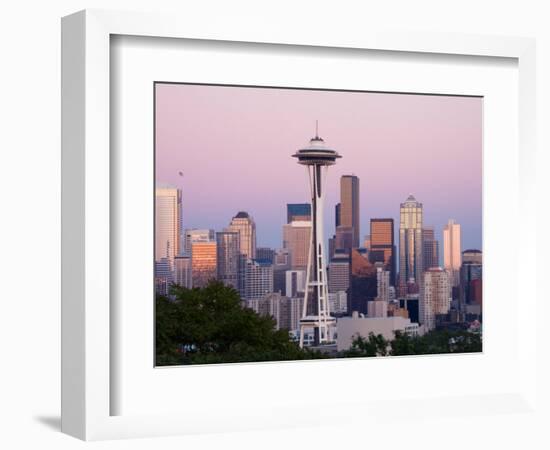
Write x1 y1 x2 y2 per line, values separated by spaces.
155 83 482 257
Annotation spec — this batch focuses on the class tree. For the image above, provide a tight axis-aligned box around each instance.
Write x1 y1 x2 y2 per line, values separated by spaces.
389 329 482 356
156 280 326 365
343 332 389 357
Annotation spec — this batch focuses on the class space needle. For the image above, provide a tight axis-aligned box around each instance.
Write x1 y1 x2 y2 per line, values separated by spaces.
292 124 341 348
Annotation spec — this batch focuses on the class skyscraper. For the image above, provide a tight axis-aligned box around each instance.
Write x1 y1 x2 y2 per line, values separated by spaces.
173 255 192 289
370 218 396 286
287 203 311 223
422 226 440 271
155 257 174 296
191 241 217 288
184 228 215 254
335 203 341 228
460 249 483 313
443 219 462 287
256 247 275 263
340 175 360 248
285 270 307 298
282 220 312 270
216 231 240 289
155 187 182 263
244 259 274 301
227 211 257 260
376 267 390 303
335 225 354 253
349 248 377 315
273 248 292 294
292 130 340 346
421 267 451 330
328 250 350 294
399 194 423 294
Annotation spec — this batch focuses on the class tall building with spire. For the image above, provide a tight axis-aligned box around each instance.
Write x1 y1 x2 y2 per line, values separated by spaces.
340 175 360 248
399 194 423 294
443 219 462 287
155 186 182 264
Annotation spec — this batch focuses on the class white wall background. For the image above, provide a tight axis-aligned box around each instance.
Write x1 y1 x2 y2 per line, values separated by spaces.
0 1 548 449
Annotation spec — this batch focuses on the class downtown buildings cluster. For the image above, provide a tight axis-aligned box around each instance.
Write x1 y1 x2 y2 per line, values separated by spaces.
155 176 482 350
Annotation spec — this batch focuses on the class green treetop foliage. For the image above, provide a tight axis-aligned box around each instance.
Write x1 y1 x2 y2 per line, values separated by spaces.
156 280 326 365
343 328 482 358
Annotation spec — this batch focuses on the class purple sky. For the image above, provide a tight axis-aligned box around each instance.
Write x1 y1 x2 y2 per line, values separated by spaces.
155 83 482 258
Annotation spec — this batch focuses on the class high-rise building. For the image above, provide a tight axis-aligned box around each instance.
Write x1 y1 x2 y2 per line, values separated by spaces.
329 291 348 315
282 220 312 270
227 211 257 296
370 218 396 286
363 235 371 251
244 259 274 301
340 175 360 248
376 267 390 303
422 226 440 271
155 187 182 263
287 203 311 223
191 241 217 288
420 267 451 330
443 219 462 287
328 250 350 294
292 130 340 346
155 257 174 296
215 231 240 289
246 293 304 333
184 228 215 254
399 194 423 294
335 225 354 252
256 247 275 263
335 203 341 228
368 300 388 318
273 248 291 294
460 249 483 312
173 255 192 289
349 248 378 315
227 211 257 260
285 270 306 298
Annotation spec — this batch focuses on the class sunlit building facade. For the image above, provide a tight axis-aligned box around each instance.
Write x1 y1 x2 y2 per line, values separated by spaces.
399 194 423 295
443 219 462 287
282 220 312 270
370 218 396 286
191 241 217 288
227 211 257 259
155 187 182 264
184 228 215 255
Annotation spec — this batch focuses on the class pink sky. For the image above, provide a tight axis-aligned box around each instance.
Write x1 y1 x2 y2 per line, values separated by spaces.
155 83 482 254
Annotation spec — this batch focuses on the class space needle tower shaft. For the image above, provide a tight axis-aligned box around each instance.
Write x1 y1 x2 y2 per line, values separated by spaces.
292 124 341 347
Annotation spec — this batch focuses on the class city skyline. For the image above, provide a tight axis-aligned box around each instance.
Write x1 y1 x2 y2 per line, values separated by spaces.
156 83 482 252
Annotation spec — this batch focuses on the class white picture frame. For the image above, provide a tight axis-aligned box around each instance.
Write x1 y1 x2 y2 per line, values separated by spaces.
61 9 537 441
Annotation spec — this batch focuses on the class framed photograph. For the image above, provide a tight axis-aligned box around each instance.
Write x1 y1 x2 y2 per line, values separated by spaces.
61 9 537 441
